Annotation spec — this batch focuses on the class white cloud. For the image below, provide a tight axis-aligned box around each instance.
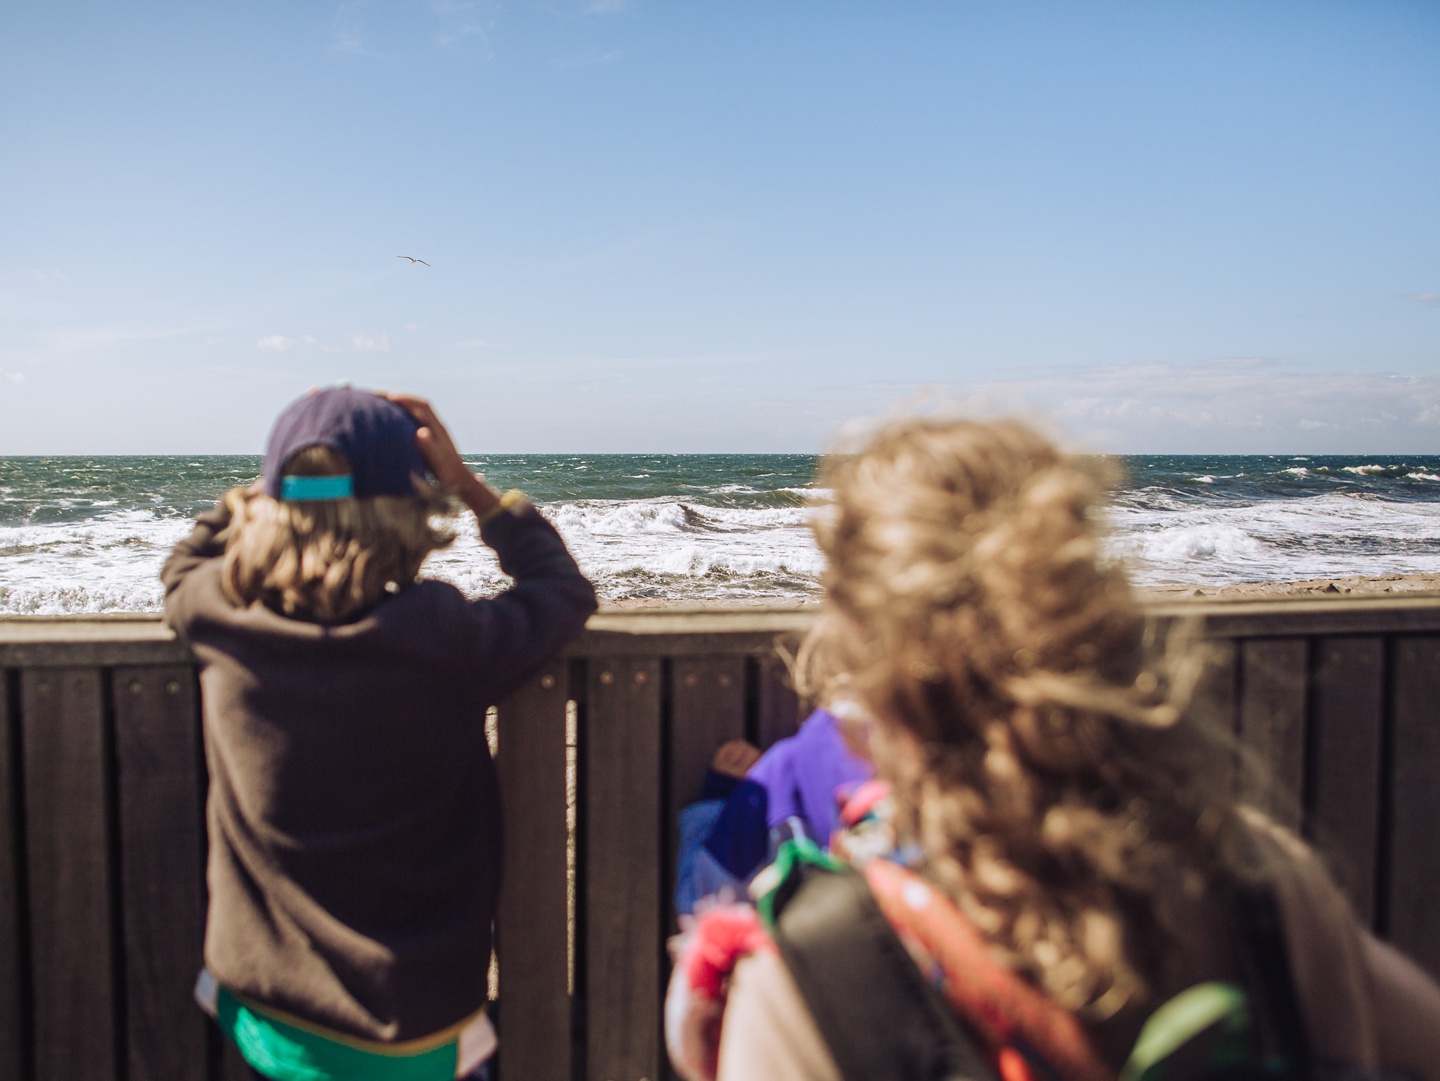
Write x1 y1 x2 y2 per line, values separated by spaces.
352 332 391 353
257 332 388 354
1405 292 1440 307
551 50 621 69
928 360 1440 451
437 23 488 47
429 0 496 51
1 368 25 385
329 1 377 56
404 322 423 332
775 360 1440 453
330 29 366 54
40 324 197 353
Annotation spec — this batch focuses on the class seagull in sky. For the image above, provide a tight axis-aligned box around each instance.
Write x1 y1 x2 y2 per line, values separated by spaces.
397 256 431 266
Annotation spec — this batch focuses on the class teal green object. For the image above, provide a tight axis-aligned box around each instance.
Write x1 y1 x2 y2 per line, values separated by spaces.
280 474 355 501
754 835 846 927
216 988 458 1081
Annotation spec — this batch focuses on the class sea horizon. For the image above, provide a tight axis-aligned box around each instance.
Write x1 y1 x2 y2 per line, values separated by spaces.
4 452 1440 615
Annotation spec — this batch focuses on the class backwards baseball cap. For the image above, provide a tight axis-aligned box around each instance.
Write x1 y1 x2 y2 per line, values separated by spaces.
262 387 429 501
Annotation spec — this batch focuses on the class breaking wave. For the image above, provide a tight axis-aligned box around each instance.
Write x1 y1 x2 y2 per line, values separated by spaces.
4 452 1440 610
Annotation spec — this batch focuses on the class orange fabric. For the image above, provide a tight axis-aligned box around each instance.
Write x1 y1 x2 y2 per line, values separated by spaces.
864 859 1113 1081
997 1046 1035 1081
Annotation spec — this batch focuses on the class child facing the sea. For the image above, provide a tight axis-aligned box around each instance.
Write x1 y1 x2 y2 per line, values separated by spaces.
161 388 597 1081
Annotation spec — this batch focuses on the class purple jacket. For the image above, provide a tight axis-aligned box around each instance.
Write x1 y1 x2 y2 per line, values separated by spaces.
747 707 872 846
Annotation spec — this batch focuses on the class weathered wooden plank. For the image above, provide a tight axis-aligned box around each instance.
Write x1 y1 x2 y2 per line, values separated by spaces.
584 656 662 1081
496 661 572 1081
1237 638 1308 830
756 654 801 750
0 670 28 1081
670 655 748 834
5 603 1440 1081
569 629 809 659
12 596 1440 664
669 654 749 947
1387 636 1440 978
0 617 190 669
1308 637 1385 926
112 666 208 1081
1146 596 1440 639
217 1034 252 1081
22 667 119 1081
577 608 813 638
1189 638 1239 793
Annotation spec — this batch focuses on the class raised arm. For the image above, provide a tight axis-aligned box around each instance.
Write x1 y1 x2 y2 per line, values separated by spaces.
159 492 239 630
384 392 598 696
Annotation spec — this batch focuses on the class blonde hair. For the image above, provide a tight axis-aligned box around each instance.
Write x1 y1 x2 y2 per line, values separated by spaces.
804 416 1243 1018
220 445 455 623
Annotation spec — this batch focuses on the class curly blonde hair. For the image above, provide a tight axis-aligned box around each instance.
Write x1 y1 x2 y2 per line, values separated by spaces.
804 416 1243 1019
220 446 455 623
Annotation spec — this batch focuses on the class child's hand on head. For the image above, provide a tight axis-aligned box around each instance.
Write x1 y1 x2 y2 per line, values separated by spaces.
379 392 485 498
710 739 761 779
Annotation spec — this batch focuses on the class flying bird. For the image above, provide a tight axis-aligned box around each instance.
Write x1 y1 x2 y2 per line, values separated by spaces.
397 256 431 266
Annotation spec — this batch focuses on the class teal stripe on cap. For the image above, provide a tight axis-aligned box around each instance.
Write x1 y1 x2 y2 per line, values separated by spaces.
281 475 355 501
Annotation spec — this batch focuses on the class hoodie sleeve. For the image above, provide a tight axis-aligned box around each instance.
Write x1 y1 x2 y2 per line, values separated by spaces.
160 499 232 632
458 498 598 700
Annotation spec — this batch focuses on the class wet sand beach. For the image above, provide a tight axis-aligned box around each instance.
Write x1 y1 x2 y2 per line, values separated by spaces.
599 573 1440 609
1142 571 1440 600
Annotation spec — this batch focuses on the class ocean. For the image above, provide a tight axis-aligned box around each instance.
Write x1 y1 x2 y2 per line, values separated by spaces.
2 454 1439 614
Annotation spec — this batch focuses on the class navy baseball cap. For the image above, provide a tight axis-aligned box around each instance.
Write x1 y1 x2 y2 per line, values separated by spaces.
262 387 430 500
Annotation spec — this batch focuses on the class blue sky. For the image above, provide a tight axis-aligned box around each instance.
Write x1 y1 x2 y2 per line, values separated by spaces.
2 2 1437 454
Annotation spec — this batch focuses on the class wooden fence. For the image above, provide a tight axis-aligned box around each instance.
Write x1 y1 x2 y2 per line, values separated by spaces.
2 598 1439 1081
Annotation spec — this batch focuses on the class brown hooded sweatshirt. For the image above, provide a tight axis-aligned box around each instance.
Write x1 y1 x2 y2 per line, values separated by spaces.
163 497 596 1041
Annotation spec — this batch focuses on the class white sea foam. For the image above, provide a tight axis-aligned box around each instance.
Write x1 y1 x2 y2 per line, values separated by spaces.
1107 491 1440 586
0 510 193 614
544 499 822 598
1343 465 1388 475
711 483 760 494
1126 523 1269 563
1282 467 1309 476
411 497 825 603
1191 475 1216 484
5 467 1440 611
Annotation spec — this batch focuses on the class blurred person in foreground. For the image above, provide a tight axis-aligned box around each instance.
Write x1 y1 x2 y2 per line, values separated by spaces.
666 415 1440 1081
